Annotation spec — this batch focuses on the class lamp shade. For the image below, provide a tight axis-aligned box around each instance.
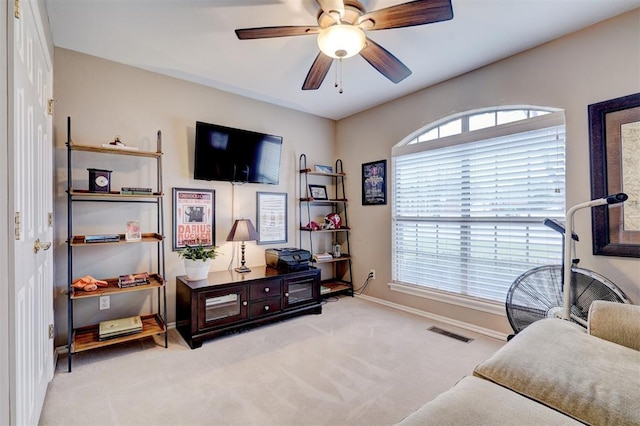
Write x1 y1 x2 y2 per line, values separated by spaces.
317 24 366 59
226 219 259 242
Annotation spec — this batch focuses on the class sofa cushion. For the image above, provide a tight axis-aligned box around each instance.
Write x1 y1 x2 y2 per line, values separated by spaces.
588 300 640 351
396 376 581 425
474 318 640 425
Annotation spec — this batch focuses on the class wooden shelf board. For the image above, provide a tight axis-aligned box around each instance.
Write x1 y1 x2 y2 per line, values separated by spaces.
299 169 346 178
70 233 163 246
70 273 164 299
299 227 350 233
68 142 161 158
320 281 352 295
71 314 166 353
300 198 348 204
69 189 162 199
313 254 351 264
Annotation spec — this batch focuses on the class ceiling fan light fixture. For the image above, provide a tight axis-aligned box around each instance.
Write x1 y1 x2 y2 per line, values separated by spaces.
317 24 365 59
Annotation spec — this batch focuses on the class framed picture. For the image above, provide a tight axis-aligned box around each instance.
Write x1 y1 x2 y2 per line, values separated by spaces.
308 184 328 200
125 220 141 242
256 192 287 245
172 188 215 251
362 160 387 205
314 164 333 173
589 93 640 257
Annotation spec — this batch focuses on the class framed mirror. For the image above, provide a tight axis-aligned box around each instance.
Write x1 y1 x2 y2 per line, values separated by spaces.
588 93 640 257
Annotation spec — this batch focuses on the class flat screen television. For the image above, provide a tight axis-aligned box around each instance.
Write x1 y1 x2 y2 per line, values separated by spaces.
194 121 283 184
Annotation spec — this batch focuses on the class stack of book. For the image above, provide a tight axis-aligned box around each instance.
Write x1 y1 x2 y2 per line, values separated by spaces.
98 315 143 340
84 234 120 243
118 272 150 288
121 187 153 195
313 252 334 262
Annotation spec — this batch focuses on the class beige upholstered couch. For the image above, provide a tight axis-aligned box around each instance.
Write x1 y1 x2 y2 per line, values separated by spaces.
398 301 640 425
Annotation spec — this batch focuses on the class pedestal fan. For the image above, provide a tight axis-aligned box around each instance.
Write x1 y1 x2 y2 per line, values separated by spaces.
506 194 632 335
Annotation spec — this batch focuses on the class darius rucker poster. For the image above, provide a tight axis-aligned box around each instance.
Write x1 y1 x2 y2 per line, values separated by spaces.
172 188 215 250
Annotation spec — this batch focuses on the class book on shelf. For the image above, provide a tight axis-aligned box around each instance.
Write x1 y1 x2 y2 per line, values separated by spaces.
98 315 143 340
125 220 142 241
118 272 150 288
121 187 153 195
84 234 121 243
313 252 334 262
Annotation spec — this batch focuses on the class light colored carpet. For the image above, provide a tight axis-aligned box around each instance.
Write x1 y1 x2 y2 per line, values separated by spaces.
39 297 504 426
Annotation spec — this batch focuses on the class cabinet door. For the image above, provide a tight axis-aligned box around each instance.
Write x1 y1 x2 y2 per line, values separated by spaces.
283 273 319 309
198 285 247 331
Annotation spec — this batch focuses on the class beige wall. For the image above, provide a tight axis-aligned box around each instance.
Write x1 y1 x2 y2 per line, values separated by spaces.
337 9 640 335
52 9 640 345
52 48 335 345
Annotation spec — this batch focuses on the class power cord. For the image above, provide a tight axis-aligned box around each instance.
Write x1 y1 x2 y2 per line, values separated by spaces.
354 271 374 295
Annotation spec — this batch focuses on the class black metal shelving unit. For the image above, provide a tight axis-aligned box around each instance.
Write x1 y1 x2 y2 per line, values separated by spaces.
298 154 353 297
65 116 167 372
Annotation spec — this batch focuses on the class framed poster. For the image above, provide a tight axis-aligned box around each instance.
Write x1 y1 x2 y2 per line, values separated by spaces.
589 93 640 257
362 160 387 205
256 192 287 245
172 188 215 250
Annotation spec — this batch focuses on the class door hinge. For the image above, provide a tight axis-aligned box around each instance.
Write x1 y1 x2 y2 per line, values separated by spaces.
48 324 54 339
14 0 21 19
47 99 57 116
14 212 20 240
48 212 53 227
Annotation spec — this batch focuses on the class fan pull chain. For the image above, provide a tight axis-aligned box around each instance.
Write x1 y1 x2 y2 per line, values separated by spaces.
337 58 344 94
332 59 345 94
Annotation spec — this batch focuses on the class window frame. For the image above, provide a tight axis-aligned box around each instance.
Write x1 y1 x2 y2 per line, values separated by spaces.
391 107 566 312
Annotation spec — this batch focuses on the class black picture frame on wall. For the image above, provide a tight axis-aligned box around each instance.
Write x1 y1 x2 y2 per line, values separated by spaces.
172 188 215 251
588 92 640 257
362 160 387 205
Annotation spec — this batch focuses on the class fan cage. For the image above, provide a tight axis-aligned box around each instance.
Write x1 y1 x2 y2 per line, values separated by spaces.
505 265 630 334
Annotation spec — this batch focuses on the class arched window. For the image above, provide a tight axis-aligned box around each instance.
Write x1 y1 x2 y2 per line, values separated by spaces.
391 107 565 305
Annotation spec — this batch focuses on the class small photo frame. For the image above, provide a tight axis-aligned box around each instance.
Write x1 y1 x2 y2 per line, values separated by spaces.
314 164 333 173
308 184 328 200
362 160 387 205
125 220 141 241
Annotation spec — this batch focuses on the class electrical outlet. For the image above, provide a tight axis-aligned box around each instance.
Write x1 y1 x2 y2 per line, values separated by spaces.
369 269 376 280
99 295 110 310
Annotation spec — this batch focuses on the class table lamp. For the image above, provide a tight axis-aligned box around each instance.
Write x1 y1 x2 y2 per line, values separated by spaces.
226 219 259 273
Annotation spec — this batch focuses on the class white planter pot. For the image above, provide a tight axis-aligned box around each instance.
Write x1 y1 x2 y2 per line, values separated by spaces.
184 258 211 281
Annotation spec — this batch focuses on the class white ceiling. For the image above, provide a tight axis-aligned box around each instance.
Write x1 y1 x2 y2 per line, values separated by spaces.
45 0 640 120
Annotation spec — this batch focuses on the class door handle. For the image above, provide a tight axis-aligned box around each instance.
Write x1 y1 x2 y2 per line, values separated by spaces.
34 239 52 253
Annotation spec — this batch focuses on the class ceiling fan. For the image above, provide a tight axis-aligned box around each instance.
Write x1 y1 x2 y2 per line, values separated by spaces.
235 0 453 90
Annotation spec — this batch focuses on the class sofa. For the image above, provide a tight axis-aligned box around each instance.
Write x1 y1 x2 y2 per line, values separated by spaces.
398 301 640 425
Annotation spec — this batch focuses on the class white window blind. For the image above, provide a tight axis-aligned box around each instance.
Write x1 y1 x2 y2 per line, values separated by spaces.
392 113 565 302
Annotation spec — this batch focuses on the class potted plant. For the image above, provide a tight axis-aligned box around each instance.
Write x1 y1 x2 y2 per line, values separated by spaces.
178 242 219 281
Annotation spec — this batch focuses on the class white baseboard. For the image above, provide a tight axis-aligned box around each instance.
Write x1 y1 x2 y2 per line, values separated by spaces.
355 293 509 341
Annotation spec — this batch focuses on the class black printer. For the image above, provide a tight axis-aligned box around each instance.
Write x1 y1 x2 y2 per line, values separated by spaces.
265 248 311 271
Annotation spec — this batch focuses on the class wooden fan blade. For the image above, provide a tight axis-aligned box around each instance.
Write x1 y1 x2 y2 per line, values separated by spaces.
359 0 453 31
235 26 320 40
302 52 333 90
316 0 345 21
359 38 411 84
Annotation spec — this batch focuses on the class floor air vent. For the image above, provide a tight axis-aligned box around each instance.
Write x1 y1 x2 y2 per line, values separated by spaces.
428 326 473 343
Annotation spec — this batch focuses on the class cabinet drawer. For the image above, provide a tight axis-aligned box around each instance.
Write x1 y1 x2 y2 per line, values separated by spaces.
249 297 281 318
249 279 281 300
